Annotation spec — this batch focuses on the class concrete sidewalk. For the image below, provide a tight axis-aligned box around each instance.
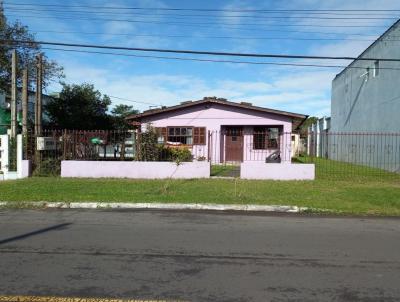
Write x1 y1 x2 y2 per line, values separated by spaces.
0 201 307 213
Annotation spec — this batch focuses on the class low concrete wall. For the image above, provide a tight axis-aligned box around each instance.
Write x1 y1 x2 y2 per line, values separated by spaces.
61 161 210 179
18 160 31 178
241 162 315 180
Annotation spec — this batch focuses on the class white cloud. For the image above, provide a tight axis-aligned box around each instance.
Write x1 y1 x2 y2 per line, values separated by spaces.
42 0 400 120
50 60 332 116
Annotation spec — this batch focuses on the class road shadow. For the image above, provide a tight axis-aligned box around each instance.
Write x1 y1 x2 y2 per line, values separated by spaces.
0 223 72 245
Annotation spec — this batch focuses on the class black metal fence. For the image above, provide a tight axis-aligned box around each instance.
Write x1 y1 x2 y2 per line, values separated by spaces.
26 129 136 175
25 129 400 180
306 131 400 180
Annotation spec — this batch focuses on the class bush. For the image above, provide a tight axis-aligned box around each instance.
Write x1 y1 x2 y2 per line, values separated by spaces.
159 146 193 163
32 158 61 177
138 125 159 161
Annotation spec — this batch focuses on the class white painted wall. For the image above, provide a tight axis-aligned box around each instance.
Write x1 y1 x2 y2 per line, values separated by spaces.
61 160 211 179
240 162 315 180
0 134 30 180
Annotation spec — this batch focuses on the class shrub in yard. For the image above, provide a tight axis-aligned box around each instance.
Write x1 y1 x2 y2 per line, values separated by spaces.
171 147 193 163
138 125 159 161
32 158 61 177
8 137 17 171
158 146 193 163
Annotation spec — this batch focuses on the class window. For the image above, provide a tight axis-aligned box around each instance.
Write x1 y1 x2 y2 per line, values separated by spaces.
373 60 380 77
253 126 281 150
156 127 167 144
156 127 206 145
193 127 206 145
168 127 193 144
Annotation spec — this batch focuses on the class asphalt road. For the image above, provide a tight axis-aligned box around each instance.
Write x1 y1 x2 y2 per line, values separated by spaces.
0 210 400 302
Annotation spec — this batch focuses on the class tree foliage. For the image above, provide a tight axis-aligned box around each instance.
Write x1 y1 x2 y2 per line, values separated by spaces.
0 9 63 91
111 104 139 130
300 116 319 135
45 83 112 129
138 125 159 161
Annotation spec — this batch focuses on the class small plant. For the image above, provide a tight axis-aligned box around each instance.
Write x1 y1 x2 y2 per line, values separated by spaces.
8 137 17 171
138 125 159 161
197 156 207 161
32 158 61 177
159 146 193 163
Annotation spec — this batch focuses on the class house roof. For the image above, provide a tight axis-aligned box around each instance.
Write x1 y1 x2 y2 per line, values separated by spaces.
126 97 308 129
334 19 400 79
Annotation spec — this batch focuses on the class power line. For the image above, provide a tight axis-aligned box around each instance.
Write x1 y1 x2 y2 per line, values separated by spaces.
108 95 162 106
5 6 400 17
4 13 393 29
27 29 400 42
6 39 400 62
1 27 384 39
4 6 400 20
39 46 400 71
4 2 400 13
15 24 389 37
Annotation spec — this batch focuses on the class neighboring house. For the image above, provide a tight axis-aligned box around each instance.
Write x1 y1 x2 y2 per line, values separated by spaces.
307 116 331 158
0 90 54 134
291 133 307 157
330 19 400 172
127 97 307 163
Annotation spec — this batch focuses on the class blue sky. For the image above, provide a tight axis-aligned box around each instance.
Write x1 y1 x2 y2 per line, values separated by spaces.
4 0 400 116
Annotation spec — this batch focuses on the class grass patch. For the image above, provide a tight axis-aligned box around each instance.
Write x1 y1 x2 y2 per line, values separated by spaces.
1 157 399 215
211 164 240 177
1 175 400 215
295 155 400 182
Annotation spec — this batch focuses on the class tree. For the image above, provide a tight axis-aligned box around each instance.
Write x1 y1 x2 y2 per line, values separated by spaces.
0 7 63 92
45 83 112 129
111 104 139 130
299 116 319 135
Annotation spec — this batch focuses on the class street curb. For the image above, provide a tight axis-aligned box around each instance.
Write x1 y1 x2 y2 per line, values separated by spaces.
0 201 307 213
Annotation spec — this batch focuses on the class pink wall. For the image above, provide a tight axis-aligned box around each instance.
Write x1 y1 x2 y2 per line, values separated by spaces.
140 103 293 163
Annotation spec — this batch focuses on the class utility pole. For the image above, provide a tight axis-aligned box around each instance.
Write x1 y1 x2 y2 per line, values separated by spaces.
22 68 28 136
0 1 5 28
10 49 17 139
35 53 43 136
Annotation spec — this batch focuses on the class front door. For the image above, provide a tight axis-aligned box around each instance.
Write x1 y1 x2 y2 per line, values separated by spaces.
225 127 243 162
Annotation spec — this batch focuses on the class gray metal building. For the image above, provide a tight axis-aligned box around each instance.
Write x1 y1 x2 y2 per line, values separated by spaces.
330 20 400 172
331 20 400 132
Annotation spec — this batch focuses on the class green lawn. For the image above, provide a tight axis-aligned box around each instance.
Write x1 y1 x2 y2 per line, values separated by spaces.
1 175 400 215
210 164 240 177
1 157 399 215
294 155 400 182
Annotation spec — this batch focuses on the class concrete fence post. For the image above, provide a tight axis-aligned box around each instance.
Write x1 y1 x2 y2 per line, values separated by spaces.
17 134 30 178
307 127 312 156
17 134 22 172
0 134 9 172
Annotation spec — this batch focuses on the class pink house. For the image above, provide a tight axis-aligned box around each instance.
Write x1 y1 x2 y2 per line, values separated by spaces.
127 97 307 163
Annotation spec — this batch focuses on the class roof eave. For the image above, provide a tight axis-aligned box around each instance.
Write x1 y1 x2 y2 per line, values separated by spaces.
126 98 307 121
